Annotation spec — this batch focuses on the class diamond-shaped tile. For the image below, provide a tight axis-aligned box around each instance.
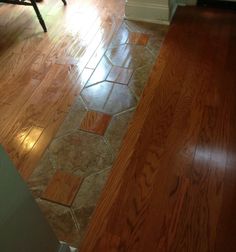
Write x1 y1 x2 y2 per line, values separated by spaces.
106 44 153 68
106 66 133 85
127 32 149 46
41 170 83 206
81 81 137 115
80 111 111 135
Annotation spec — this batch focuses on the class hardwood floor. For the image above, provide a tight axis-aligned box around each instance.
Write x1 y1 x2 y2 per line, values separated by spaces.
80 7 236 252
0 0 124 180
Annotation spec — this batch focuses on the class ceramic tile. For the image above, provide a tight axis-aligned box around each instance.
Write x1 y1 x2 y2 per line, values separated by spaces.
109 23 131 48
129 64 153 98
73 169 111 237
36 199 81 248
106 66 133 85
41 170 83 206
49 131 113 177
81 81 137 115
86 56 112 86
105 110 135 155
26 19 167 250
147 30 167 55
80 111 111 135
106 44 153 69
56 96 87 137
127 32 149 46
27 151 55 199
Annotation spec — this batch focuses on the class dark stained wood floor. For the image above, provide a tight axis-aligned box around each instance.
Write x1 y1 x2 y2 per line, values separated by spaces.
80 7 236 252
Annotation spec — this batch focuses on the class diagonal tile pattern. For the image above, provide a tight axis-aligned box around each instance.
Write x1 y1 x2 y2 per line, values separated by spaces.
27 20 167 249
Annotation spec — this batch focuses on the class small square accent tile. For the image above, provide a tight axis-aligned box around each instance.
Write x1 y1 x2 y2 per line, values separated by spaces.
127 32 149 46
106 66 133 85
41 170 83 206
80 111 112 135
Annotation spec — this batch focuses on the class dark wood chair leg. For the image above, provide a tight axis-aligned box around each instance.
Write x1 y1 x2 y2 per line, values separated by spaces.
61 0 67 5
30 0 47 32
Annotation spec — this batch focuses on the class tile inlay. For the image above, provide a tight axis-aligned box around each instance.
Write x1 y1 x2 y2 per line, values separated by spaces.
81 81 137 115
41 170 83 206
80 111 111 135
49 131 114 177
106 66 133 85
127 32 149 46
25 18 167 249
106 44 153 68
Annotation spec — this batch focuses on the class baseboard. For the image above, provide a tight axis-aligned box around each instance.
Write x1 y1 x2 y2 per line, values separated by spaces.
125 1 171 24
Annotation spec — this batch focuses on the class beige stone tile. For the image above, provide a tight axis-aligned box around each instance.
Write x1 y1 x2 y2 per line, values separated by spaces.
106 66 133 85
81 81 137 115
105 109 135 155
49 131 114 177
72 169 111 238
106 44 153 68
86 56 112 86
56 97 87 137
36 199 81 248
129 64 153 98
27 151 55 199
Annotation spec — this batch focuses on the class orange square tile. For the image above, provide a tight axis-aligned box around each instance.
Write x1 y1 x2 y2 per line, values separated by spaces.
80 111 111 135
107 66 133 85
128 32 149 46
41 170 83 206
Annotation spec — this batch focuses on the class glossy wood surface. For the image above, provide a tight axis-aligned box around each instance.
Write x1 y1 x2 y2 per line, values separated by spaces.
80 7 236 252
0 0 124 180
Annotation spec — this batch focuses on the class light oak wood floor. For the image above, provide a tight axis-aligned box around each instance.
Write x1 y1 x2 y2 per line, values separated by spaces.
0 0 124 180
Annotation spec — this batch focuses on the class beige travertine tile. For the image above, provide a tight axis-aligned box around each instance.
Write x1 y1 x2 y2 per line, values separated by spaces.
81 81 137 115
49 131 114 177
106 44 153 68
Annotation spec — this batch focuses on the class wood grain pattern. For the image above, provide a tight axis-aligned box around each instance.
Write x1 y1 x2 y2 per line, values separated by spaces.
127 32 149 46
0 0 124 180
80 7 236 252
80 111 112 136
41 170 83 206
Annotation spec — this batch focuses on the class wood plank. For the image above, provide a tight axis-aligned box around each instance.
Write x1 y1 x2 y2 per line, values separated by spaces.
80 7 236 252
0 0 124 179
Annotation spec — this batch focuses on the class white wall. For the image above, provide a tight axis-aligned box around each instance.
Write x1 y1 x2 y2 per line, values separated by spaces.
125 0 177 24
